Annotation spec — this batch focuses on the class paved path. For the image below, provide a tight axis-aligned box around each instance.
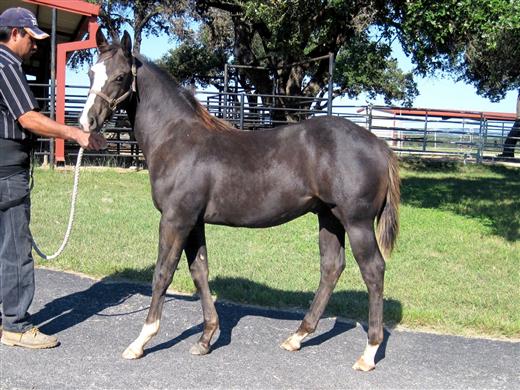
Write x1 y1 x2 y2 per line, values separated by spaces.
1 268 518 389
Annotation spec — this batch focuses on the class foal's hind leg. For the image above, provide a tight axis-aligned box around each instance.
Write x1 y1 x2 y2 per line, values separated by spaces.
122 215 192 359
184 223 219 356
281 209 345 351
345 220 385 372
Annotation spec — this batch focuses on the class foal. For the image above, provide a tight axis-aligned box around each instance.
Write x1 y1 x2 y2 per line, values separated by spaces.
80 30 400 371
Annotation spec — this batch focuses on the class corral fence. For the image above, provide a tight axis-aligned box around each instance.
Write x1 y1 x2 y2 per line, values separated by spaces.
31 83 519 167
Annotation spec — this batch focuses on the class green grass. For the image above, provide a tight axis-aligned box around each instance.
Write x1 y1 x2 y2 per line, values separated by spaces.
29 160 520 339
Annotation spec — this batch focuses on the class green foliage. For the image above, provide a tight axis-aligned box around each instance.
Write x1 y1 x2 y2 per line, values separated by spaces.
334 35 418 106
391 0 520 100
81 0 520 107
169 0 420 108
72 0 192 69
157 41 227 88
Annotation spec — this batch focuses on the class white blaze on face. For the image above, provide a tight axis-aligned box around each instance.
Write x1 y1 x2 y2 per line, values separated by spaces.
79 61 108 132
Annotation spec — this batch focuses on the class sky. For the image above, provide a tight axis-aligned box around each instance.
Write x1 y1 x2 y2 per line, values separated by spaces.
68 32 517 115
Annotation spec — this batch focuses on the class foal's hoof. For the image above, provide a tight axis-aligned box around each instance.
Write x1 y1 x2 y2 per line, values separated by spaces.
352 357 375 372
280 336 301 352
122 345 144 360
190 342 210 356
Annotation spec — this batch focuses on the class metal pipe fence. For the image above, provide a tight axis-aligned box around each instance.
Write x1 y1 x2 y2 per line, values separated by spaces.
366 106 518 163
30 83 519 166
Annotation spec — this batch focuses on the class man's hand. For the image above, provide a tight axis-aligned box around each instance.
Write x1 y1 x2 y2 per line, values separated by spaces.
75 130 107 150
18 111 107 150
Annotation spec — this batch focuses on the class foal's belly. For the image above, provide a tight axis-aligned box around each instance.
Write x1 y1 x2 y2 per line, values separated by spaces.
203 188 318 228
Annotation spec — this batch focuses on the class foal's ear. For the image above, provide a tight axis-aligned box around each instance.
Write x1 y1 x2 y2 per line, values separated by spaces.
121 30 133 57
96 28 109 52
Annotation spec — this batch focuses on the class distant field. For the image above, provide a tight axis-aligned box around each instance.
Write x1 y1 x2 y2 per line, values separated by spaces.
30 160 520 338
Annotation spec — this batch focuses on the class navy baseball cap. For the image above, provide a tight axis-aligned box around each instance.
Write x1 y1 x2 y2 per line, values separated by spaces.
0 7 49 39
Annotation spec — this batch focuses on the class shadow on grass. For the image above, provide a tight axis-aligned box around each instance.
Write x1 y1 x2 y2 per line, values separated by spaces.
401 158 467 173
31 269 400 365
401 163 520 241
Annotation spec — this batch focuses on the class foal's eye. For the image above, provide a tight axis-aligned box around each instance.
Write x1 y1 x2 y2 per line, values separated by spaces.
115 75 124 82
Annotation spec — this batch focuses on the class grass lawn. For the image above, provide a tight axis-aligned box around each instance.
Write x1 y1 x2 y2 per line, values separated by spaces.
29 159 519 339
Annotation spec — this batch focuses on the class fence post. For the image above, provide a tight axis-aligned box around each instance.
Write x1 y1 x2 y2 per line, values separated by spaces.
476 113 484 163
327 52 334 116
223 63 228 120
482 117 489 159
367 104 373 132
239 93 245 130
422 112 428 151
501 122 506 149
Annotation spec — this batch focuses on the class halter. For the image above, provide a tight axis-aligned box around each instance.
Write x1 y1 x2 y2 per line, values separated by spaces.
89 59 137 112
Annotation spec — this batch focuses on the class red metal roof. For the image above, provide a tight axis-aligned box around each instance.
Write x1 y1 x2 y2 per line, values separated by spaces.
377 107 516 121
23 0 100 16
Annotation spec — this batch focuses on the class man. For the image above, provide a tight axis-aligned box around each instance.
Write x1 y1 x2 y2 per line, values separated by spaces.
498 91 520 158
0 7 106 349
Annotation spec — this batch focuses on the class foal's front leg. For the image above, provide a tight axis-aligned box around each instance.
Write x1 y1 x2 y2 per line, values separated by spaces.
122 216 191 359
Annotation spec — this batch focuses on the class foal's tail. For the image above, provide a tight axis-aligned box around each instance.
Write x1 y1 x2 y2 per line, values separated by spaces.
376 150 400 260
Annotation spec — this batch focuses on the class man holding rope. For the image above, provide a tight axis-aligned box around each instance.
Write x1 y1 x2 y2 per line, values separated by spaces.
0 7 106 349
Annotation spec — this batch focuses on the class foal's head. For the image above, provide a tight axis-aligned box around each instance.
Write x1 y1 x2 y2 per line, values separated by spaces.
80 29 135 133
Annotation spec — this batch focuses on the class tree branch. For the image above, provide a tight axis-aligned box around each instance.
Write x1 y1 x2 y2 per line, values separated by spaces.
203 0 243 15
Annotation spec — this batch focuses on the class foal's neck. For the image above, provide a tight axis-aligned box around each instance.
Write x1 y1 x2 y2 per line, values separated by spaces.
131 59 196 145
137 59 194 115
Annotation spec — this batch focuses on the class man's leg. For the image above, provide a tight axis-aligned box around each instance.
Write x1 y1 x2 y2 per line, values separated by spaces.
0 171 34 332
0 171 58 348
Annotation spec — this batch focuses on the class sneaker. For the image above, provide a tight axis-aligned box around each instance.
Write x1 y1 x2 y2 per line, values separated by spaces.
1 327 59 349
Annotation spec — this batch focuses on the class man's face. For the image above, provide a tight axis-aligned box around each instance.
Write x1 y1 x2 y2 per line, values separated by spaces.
12 28 37 60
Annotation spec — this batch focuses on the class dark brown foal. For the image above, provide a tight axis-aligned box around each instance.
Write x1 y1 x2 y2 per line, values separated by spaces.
82 30 400 371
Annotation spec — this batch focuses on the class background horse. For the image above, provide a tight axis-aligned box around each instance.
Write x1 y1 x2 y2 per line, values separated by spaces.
80 30 400 372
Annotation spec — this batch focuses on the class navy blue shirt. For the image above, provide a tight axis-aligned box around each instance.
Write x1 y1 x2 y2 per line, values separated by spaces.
0 44 38 177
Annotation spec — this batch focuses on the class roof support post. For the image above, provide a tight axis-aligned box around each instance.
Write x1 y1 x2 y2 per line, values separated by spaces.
55 16 98 162
49 6 56 167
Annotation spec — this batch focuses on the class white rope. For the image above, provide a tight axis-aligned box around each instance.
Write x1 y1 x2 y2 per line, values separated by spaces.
31 147 84 260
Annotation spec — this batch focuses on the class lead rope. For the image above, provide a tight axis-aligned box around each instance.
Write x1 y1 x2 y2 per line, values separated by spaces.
31 60 136 260
31 147 84 260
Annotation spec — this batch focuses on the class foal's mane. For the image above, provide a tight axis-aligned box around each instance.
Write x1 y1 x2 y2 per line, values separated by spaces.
134 53 236 133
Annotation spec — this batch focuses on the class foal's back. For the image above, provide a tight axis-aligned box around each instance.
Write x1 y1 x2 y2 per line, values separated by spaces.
194 116 391 228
